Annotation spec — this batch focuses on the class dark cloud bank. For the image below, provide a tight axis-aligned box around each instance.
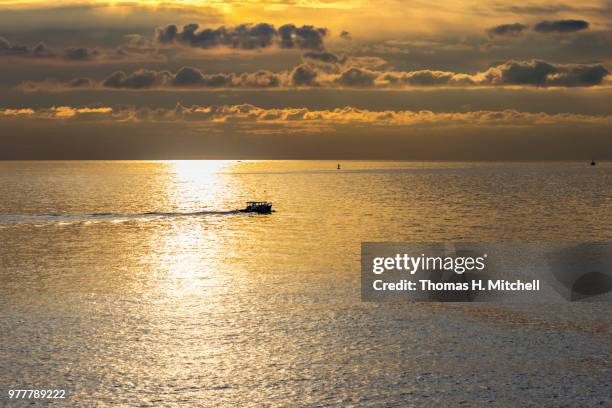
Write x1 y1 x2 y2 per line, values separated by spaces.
20 59 610 91
155 23 328 50
488 19 590 37
487 23 528 37
0 37 104 61
0 22 329 64
534 19 590 33
0 36 156 62
1 37 53 58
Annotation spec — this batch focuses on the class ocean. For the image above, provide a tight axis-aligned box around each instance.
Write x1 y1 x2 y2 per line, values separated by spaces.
1 160 610 406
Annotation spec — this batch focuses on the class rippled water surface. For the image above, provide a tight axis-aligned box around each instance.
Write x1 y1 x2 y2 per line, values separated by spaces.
1 161 611 406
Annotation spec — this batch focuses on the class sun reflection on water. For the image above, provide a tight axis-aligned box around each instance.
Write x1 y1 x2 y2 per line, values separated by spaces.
169 160 232 179
147 160 244 297
164 160 239 211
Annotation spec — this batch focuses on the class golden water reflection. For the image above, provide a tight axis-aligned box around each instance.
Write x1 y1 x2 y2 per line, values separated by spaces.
143 161 245 298
166 160 238 211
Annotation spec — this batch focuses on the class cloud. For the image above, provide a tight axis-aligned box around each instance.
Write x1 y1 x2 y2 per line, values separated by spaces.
0 36 163 63
302 51 385 73
4 104 611 160
63 47 98 60
2 104 611 130
0 21 330 65
0 36 53 58
485 60 609 87
290 64 319 86
1 40 99 62
66 77 96 88
278 24 328 50
379 69 470 86
155 22 328 50
31 42 53 57
303 51 346 65
102 69 169 89
18 60 610 92
97 67 283 89
534 20 589 33
376 60 610 88
336 68 378 87
487 23 528 37
1 106 117 120
340 30 352 41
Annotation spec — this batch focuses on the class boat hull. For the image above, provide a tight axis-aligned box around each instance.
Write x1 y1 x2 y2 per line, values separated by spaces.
239 204 273 214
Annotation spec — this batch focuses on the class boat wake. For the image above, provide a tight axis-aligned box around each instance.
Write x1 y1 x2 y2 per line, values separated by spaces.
0 210 241 225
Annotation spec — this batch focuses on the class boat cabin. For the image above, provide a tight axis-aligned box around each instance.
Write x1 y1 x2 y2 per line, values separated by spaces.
242 201 273 213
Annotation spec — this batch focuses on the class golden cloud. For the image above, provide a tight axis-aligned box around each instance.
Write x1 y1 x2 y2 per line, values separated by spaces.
2 104 611 130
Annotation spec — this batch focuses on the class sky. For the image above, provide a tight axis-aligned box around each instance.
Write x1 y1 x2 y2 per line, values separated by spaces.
1 0 611 159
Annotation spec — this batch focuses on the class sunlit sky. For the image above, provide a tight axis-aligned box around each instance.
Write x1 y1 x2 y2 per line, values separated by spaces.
1 0 611 159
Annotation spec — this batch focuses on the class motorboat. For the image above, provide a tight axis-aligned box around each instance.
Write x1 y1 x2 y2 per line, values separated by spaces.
240 201 273 214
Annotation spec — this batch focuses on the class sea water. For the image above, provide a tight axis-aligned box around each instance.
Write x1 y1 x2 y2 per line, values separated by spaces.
1 161 610 406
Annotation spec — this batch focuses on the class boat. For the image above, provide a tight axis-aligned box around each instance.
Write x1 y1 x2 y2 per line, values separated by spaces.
239 201 273 214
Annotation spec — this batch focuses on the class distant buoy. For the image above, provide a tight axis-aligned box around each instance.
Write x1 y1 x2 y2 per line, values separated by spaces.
591 160 596 166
